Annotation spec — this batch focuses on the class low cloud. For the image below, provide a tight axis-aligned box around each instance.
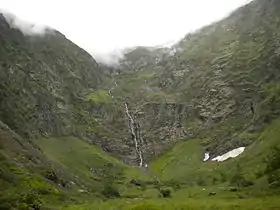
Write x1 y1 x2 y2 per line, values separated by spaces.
0 9 124 65
0 10 175 67
91 49 126 66
0 0 252 66
91 44 179 66
1 10 52 36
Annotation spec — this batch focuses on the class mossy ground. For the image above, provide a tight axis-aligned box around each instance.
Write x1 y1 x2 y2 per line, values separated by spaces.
62 193 280 210
1 1 280 209
86 90 113 103
3 118 278 209
33 137 151 186
58 118 280 209
0 155 61 209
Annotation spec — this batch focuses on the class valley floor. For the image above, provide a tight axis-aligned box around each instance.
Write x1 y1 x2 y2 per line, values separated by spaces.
61 195 280 210
2 119 280 209
57 119 280 209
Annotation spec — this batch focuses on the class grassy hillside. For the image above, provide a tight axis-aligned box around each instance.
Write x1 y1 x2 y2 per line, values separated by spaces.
0 13 103 140
5 117 280 209
1 0 280 209
151 118 280 190
0 128 154 209
33 137 150 187
69 118 280 209
0 156 59 210
97 0 280 161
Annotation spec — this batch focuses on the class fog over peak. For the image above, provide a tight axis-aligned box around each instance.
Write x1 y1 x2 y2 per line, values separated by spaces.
93 50 126 66
1 9 52 36
0 0 252 65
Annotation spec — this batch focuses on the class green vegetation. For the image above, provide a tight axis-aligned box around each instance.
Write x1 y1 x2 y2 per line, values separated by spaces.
151 118 280 190
33 137 151 192
0 155 60 210
0 13 103 139
86 90 112 103
24 118 280 209
151 139 205 180
62 196 280 210
1 0 280 208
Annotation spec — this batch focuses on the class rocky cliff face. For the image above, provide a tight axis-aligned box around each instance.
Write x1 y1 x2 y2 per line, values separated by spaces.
88 0 280 163
1 1 280 208
0 13 103 140
1 0 280 166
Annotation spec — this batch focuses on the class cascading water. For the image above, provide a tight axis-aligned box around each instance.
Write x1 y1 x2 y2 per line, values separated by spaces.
124 102 144 167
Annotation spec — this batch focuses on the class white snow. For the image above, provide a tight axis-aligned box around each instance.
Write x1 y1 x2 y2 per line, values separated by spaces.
203 152 210 161
212 147 245 162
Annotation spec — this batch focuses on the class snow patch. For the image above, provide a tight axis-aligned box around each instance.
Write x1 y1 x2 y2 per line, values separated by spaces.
212 147 245 162
203 152 210 161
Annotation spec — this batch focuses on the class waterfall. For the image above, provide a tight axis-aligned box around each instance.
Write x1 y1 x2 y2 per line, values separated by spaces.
124 102 144 167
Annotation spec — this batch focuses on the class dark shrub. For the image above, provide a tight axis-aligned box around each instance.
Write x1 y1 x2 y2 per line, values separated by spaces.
231 173 254 187
0 166 17 184
130 179 144 187
159 187 172 198
268 170 280 188
101 183 120 198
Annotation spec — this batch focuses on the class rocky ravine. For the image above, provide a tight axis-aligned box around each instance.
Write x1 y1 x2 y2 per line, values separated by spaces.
1 0 280 166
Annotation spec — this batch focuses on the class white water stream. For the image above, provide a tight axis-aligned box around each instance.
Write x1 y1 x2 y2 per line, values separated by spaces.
124 102 144 167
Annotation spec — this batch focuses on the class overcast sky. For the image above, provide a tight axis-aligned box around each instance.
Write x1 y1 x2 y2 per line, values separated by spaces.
0 0 252 62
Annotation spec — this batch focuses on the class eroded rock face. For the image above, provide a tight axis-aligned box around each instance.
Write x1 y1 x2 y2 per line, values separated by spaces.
0 13 104 139
2 0 280 166
94 0 280 163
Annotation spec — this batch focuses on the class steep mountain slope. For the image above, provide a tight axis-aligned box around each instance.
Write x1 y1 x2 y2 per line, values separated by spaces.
1 0 280 209
93 0 280 163
0 121 150 209
0 13 151 209
151 118 280 188
0 13 103 139
161 0 280 155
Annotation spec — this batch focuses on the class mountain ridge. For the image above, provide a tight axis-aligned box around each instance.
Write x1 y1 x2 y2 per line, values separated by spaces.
1 0 280 209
